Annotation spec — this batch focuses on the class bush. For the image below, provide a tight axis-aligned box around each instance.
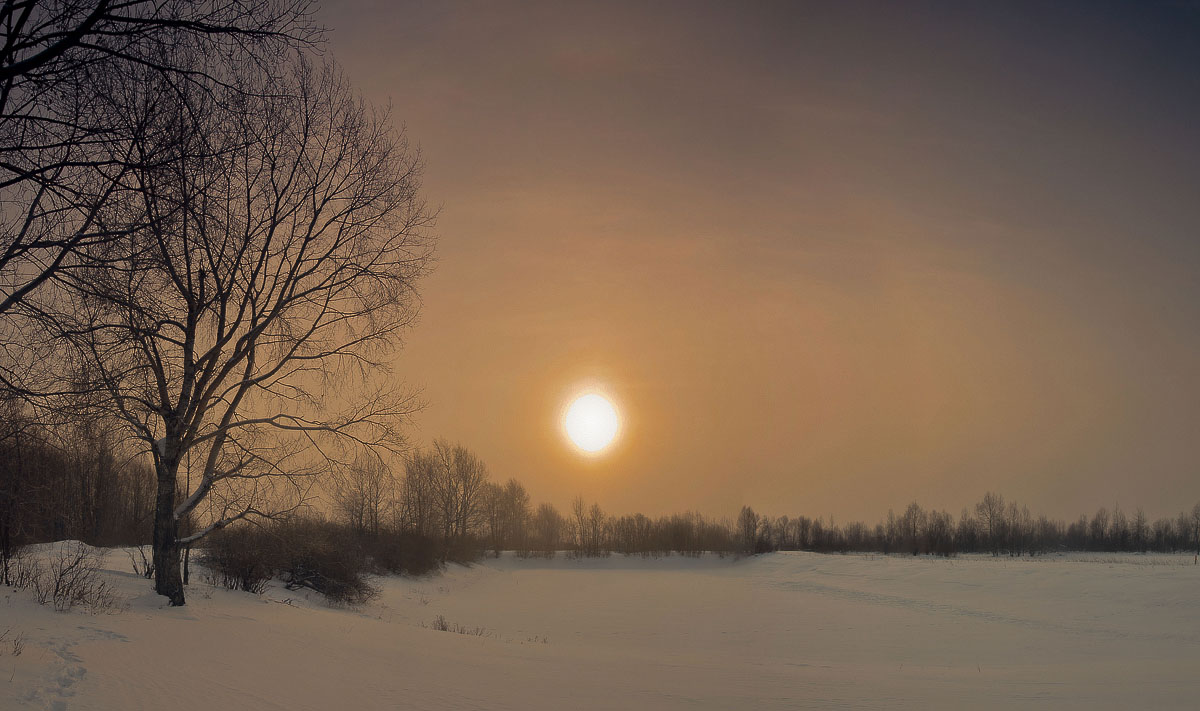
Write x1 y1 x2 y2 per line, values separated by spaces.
368 531 441 577
274 519 378 605
198 518 381 604
9 545 37 589
196 519 441 605
441 535 487 566
0 628 26 656
15 542 120 612
199 527 274 594
126 545 154 579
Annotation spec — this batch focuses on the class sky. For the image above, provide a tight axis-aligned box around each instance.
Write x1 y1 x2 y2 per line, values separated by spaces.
317 0 1200 522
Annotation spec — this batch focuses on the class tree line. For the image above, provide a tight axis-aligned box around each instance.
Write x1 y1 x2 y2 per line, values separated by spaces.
6 399 1199 598
737 492 1200 558
330 439 740 559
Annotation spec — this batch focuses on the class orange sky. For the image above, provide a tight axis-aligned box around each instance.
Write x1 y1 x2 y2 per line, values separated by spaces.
319 1 1200 522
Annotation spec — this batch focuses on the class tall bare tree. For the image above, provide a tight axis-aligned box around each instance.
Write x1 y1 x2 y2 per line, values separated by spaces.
571 495 587 552
530 502 565 556
0 1 319 321
333 454 395 539
499 478 530 550
398 447 438 538
737 505 758 555
1191 502 1200 557
41 47 432 604
975 491 1005 556
431 439 487 554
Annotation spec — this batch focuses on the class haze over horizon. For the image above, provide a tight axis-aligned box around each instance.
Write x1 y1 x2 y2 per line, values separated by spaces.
320 0 1200 523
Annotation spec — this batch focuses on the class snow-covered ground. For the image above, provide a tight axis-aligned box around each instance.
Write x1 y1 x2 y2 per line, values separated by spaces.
3 547 1199 710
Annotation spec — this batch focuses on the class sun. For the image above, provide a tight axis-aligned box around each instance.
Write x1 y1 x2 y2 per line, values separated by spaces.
563 393 620 453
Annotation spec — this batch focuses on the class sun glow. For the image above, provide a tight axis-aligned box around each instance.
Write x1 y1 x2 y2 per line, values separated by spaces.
563 393 620 453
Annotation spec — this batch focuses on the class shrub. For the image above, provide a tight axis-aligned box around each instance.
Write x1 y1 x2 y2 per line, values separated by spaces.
1 628 26 656
367 531 441 577
199 527 274 594
16 542 120 612
440 535 487 565
126 545 154 579
9 545 37 589
273 518 378 605
198 518 397 605
428 614 487 636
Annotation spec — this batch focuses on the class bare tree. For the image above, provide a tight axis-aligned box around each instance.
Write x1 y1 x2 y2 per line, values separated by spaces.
1191 502 1200 558
975 492 1005 556
39 48 432 604
737 505 758 555
1176 510 1192 554
479 479 529 555
1110 504 1130 551
1090 507 1110 550
571 495 587 553
333 455 394 539
500 478 531 550
925 509 954 556
530 502 565 556
586 502 607 556
569 495 609 556
899 502 925 554
1132 507 1148 553
431 439 488 555
0 1 319 319
398 447 438 538
480 481 503 555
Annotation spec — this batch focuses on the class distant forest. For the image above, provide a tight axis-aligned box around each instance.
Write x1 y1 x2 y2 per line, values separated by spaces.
4 407 1199 590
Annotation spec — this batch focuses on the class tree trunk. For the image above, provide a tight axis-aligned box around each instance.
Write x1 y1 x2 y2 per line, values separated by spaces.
152 463 185 605
1 516 10 587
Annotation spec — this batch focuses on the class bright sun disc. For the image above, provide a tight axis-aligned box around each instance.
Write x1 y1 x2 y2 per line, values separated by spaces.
564 393 620 453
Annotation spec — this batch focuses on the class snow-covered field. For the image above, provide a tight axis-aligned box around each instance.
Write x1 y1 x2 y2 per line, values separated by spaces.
3 547 1199 710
